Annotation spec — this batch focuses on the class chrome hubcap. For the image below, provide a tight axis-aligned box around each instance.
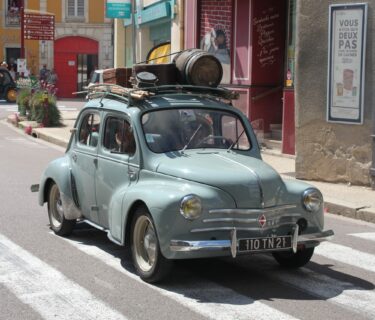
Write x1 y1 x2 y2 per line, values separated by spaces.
133 216 157 272
50 186 64 228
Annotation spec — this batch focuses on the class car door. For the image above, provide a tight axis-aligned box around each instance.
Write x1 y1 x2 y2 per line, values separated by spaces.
70 110 101 223
96 113 139 229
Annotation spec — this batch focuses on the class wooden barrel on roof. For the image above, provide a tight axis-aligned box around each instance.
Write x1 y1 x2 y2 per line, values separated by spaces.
173 49 223 87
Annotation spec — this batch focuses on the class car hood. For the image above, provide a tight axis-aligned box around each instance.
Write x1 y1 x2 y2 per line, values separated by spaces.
155 152 286 208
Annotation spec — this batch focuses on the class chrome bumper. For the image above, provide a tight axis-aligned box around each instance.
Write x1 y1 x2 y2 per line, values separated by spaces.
170 228 334 258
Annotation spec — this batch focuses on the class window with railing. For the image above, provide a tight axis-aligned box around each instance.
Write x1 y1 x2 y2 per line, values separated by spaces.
66 0 85 21
5 0 21 26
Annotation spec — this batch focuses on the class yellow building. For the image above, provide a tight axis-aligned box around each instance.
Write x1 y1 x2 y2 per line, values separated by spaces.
0 0 113 97
114 0 183 68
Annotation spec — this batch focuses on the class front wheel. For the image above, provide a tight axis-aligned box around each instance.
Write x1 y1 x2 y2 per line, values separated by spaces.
131 207 173 283
272 247 314 268
48 183 76 236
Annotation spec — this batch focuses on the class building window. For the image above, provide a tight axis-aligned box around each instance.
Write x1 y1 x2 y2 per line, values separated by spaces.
5 0 21 26
67 0 85 19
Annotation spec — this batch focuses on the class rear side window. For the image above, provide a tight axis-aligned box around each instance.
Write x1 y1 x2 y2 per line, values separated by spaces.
78 113 100 147
103 117 136 156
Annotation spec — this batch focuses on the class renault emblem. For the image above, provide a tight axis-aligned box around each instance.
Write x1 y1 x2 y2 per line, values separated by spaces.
258 214 267 228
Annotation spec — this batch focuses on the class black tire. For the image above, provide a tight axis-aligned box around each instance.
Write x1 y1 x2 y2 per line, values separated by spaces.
130 207 173 283
272 247 314 268
47 183 76 236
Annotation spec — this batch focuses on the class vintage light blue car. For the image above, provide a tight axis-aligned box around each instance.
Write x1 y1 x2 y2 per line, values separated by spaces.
36 84 334 283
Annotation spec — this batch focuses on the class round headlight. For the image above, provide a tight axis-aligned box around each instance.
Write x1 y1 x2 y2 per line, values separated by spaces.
303 189 323 212
180 195 202 220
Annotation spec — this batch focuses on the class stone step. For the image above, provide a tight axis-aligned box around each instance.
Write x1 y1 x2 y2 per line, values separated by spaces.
270 129 282 141
262 138 282 151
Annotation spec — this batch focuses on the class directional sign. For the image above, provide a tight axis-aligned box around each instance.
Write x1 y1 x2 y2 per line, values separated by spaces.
23 12 55 41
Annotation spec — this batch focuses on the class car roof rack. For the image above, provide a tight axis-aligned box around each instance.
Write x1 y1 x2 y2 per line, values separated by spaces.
144 85 239 101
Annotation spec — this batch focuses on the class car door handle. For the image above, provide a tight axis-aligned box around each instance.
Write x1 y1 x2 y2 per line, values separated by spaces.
72 153 77 162
93 158 98 166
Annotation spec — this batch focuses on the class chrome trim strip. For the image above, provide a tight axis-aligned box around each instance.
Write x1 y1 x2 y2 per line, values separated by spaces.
191 222 297 233
203 218 258 224
209 204 298 215
170 229 334 253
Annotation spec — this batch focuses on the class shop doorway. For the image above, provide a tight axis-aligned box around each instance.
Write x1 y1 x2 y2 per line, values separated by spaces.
77 54 98 92
54 37 98 98
5 48 20 71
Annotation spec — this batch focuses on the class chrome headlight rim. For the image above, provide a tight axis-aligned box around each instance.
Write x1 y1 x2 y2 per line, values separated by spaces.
302 188 323 212
180 194 202 220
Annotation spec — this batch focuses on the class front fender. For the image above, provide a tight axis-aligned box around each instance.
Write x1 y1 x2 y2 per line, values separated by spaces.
38 156 81 220
109 171 236 255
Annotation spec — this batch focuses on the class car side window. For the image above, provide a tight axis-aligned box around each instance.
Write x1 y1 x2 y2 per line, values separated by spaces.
221 115 250 150
78 113 101 148
103 117 136 156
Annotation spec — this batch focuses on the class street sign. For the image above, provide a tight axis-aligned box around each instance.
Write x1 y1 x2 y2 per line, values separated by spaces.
23 12 55 41
106 0 131 19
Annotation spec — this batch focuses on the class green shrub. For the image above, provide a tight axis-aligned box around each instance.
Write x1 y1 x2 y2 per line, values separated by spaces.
17 88 32 117
30 91 61 127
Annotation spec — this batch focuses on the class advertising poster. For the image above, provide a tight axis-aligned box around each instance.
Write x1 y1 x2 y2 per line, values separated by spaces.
327 4 367 124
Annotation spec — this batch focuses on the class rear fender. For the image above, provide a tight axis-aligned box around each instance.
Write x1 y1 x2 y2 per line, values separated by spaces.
38 156 82 220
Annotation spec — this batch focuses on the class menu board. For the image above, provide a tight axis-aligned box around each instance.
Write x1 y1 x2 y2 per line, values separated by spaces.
327 4 367 124
251 0 286 85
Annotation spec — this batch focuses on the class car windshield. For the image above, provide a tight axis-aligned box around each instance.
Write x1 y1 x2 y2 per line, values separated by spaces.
142 108 251 153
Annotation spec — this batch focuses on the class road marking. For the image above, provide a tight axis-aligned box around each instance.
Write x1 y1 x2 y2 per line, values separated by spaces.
0 233 128 320
55 233 298 320
262 259 375 318
315 242 375 273
349 232 375 242
4 137 47 148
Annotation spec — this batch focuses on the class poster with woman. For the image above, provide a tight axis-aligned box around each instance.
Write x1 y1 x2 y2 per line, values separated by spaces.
201 27 231 84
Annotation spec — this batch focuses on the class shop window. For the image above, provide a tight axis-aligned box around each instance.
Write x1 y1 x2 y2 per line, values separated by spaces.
67 0 85 20
5 0 21 26
199 1 233 84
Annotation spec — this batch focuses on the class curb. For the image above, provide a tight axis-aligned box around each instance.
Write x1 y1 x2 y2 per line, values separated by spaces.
325 200 375 224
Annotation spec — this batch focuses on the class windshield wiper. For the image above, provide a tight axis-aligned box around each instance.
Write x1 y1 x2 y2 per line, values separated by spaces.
181 124 202 153
227 129 245 152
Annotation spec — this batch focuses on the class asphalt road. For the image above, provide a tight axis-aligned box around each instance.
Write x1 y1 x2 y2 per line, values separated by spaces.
0 121 374 320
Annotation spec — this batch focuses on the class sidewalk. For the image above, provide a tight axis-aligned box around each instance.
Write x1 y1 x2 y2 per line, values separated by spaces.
8 110 375 224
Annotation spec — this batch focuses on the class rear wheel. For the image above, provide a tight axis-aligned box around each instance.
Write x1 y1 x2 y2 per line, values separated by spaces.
6 88 17 103
48 183 76 236
272 247 314 268
131 207 173 283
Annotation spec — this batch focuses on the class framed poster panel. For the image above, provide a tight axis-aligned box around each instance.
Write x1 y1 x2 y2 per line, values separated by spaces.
327 3 367 124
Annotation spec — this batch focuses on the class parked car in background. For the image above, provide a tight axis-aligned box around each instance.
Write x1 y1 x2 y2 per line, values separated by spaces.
0 67 17 102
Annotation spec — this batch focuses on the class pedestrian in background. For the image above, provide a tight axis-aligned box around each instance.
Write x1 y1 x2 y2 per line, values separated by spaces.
39 64 49 81
47 68 58 85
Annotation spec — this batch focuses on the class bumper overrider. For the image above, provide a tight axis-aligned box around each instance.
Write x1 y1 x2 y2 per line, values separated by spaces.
170 225 334 258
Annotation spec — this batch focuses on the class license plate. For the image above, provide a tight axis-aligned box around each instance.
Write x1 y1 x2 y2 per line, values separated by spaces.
238 236 292 252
